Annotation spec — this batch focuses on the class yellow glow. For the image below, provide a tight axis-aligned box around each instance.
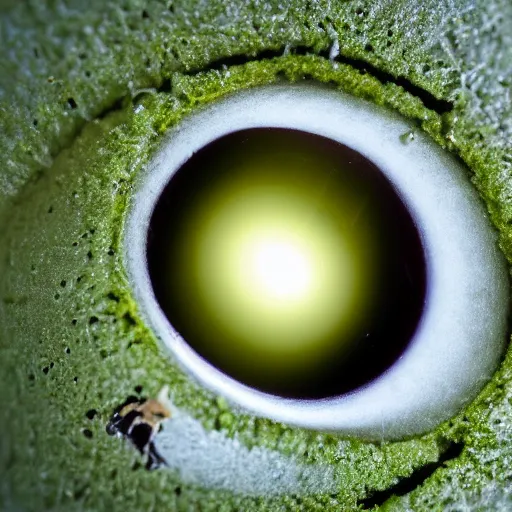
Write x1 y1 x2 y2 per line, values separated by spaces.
165 144 384 376
149 128 427 395
184 184 373 360
247 235 312 300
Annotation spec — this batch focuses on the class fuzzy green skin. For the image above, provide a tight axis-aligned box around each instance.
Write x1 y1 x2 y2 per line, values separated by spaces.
0 1 511 511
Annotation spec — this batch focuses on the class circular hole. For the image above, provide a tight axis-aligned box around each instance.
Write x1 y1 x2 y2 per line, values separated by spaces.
126 84 508 439
147 128 427 398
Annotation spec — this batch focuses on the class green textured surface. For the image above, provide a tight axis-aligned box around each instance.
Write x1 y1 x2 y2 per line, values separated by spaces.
0 0 511 510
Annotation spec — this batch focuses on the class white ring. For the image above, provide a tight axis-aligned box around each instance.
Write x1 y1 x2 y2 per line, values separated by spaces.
125 83 509 440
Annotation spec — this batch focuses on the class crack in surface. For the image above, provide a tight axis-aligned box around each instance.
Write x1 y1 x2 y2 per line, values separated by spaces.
179 46 454 115
358 441 465 509
95 45 454 123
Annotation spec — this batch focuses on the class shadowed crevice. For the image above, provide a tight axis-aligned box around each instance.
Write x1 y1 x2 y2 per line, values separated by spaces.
358 440 465 509
180 45 454 115
77 44 454 139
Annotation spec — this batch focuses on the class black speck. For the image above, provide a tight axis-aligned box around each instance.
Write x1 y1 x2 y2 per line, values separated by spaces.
175 487 182 496
67 97 78 109
72 241 78 247
42 366 49 375
142 9 150 18
89 316 99 325
123 312 137 326
86 409 97 420
73 376 78 383
60 280 66 288
365 43 374 52
72 319 78 326
82 429 93 439
33 119 38 127
65 347 71 354
48 206 53 213
28 373 35 381
54 293 60 300
50 362 54 369
87 250 93 260
134 385 143 394
107 292 120 302
108 248 115 256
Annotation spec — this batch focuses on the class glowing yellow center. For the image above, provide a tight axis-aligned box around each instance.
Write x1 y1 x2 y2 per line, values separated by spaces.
247 236 312 300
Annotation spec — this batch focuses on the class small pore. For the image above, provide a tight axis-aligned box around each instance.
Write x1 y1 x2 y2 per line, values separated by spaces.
86 409 98 420
107 292 120 302
82 429 93 439
122 312 137 326
67 97 78 109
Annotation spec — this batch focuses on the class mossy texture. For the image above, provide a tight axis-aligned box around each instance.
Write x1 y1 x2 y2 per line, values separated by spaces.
0 0 511 511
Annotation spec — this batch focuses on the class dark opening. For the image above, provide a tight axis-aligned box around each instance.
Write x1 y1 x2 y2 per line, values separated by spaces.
147 128 427 398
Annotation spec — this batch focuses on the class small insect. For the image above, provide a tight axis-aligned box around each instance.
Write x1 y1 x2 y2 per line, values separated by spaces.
106 386 171 470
